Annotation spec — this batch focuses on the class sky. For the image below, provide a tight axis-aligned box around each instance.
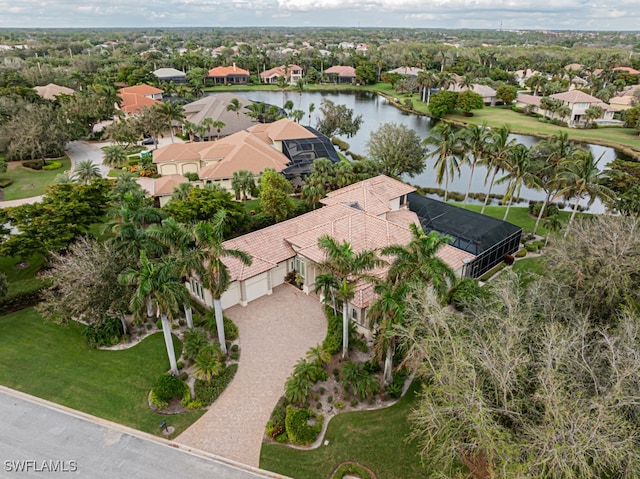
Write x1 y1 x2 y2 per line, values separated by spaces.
0 0 638 31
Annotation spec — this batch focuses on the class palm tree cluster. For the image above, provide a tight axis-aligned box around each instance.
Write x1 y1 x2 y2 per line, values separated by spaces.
424 125 615 235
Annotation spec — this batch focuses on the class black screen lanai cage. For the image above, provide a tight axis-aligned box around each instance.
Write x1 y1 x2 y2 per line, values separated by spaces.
281 127 340 179
408 193 522 278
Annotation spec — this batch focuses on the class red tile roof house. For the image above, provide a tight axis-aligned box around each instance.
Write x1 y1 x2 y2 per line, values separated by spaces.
260 65 303 85
207 64 250 85
187 175 473 335
515 91 614 126
325 65 357 84
118 84 163 116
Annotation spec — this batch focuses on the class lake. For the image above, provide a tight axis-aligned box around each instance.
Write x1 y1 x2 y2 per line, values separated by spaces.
208 90 620 212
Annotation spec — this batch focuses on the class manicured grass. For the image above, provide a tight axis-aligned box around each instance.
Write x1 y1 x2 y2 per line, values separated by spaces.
0 254 48 298
243 198 260 212
1 157 72 201
513 256 546 278
260 381 427 479
448 108 640 156
0 308 204 436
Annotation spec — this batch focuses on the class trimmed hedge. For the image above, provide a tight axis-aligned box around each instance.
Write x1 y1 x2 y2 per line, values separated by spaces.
42 161 62 171
479 262 507 282
285 405 323 445
194 364 238 405
0 178 14 188
0 279 49 314
152 374 186 402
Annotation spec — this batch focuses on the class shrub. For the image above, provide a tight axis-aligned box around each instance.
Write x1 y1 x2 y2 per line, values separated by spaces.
149 390 168 410
42 161 62 170
194 364 238 405
193 344 225 382
0 279 48 314
205 314 239 342
81 315 124 348
504 254 515 266
152 374 186 402
186 400 202 410
184 172 199 181
529 202 559 218
267 396 288 438
183 329 208 361
448 277 487 311
231 344 239 353
178 371 188 381
341 361 380 400
515 248 528 258
334 463 374 479
177 361 185 370
479 262 507 282
331 137 350 152
285 405 324 445
386 382 402 399
334 400 345 409
22 160 42 170
0 178 13 188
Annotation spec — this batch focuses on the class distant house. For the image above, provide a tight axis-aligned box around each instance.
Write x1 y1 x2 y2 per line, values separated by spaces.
33 83 74 100
136 174 189 207
182 92 255 138
118 84 163 116
388 66 423 77
325 65 357 84
260 65 303 85
207 64 250 85
448 83 497 106
153 68 187 84
515 91 615 126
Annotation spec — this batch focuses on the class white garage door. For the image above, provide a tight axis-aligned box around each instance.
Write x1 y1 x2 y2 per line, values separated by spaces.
245 273 269 304
271 262 287 287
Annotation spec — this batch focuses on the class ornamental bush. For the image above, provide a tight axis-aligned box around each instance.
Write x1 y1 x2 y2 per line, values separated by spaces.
194 364 238 405
42 161 62 171
152 374 186 402
285 405 323 445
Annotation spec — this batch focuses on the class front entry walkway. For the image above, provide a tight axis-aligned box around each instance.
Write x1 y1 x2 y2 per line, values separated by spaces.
177 285 327 467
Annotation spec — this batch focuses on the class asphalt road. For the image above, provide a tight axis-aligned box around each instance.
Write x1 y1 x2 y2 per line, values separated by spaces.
0 387 286 479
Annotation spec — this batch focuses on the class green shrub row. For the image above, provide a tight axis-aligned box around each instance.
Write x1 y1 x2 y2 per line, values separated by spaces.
285 405 324 445
479 262 508 282
332 463 374 479
0 279 49 314
42 161 62 171
0 178 14 188
81 315 124 348
205 314 239 342
331 137 350 152
193 364 238 405
22 160 43 170
152 374 187 402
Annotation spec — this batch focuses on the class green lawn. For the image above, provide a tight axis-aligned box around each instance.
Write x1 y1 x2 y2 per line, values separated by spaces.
0 307 204 436
0 254 48 298
513 256 546 278
447 108 640 156
1 158 72 201
260 381 427 479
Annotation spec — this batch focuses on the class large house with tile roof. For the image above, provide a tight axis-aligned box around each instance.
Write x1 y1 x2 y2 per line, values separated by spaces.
261 65 303 85
33 83 75 100
515 90 614 126
183 93 255 138
325 66 357 84
208 64 250 85
188 176 474 332
118 84 163 116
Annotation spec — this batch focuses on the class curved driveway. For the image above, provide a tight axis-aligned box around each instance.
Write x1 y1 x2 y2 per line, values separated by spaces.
177 285 327 467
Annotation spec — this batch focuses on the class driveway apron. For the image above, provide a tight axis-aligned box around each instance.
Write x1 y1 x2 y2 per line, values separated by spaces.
177 285 327 467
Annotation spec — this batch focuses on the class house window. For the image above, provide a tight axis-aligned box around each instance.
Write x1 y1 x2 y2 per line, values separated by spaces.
352 308 358 320
190 277 205 301
295 256 306 279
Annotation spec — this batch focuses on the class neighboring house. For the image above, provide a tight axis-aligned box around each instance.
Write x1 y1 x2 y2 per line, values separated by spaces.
136 174 189 207
325 65 357 84
118 84 163 116
549 90 615 125
513 69 544 87
182 93 255 137
569 76 588 90
207 64 250 85
514 93 543 112
189 176 473 332
448 83 497 106
260 65 303 85
33 83 74 100
154 118 339 188
388 66 423 77
153 68 187 84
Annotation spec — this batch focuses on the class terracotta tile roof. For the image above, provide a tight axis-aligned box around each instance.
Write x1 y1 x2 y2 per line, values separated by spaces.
182 93 255 134
119 84 163 95
118 92 162 115
135 174 188 196
208 65 250 77
515 94 542 107
550 90 601 103
153 142 217 163
260 64 302 79
197 131 290 179
320 175 415 216
325 65 356 77
614 66 640 75
33 83 74 100
247 118 316 142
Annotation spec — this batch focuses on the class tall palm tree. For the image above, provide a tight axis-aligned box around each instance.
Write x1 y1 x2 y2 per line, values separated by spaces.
424 122 463 202
226 98 242 131
308 102 315 126
368 279 409 385
73 159 101 184
381 224 456 302
154 101 185 143
460 122 490 205
498 143 534 221
231 170 255 201
212 120 225 140
557 151 615 238
200 117 215 141
317 235 383 359
102 145 128 169
416 70 438 104
481 125 516 214
120 251 188 375
194 211 252 355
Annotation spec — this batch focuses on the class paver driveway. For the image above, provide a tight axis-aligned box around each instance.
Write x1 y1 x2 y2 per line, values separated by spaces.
177 285 327 467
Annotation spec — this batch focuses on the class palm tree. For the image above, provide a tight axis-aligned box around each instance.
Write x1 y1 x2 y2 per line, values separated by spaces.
154 101 185 143
481 125 516 214
460 122 490 205
102 145 128 169
557 150 615 238
416 70 438 104
317 235 383 359
211 120 225 140
308 102 315 126
314 272 339 316
291 109 305 123
381 224 456 302
120 251 188 375
200 117 215 141
498 144 534 221
226 98 242 131
368 280 409 385
194 211 252 355
424 122 463 202
73 159 101 184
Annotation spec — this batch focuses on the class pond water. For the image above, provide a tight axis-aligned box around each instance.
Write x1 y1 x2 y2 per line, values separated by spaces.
208 90 622 213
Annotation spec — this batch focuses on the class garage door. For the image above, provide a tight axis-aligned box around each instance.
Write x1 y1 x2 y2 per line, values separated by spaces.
244 273 269 304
